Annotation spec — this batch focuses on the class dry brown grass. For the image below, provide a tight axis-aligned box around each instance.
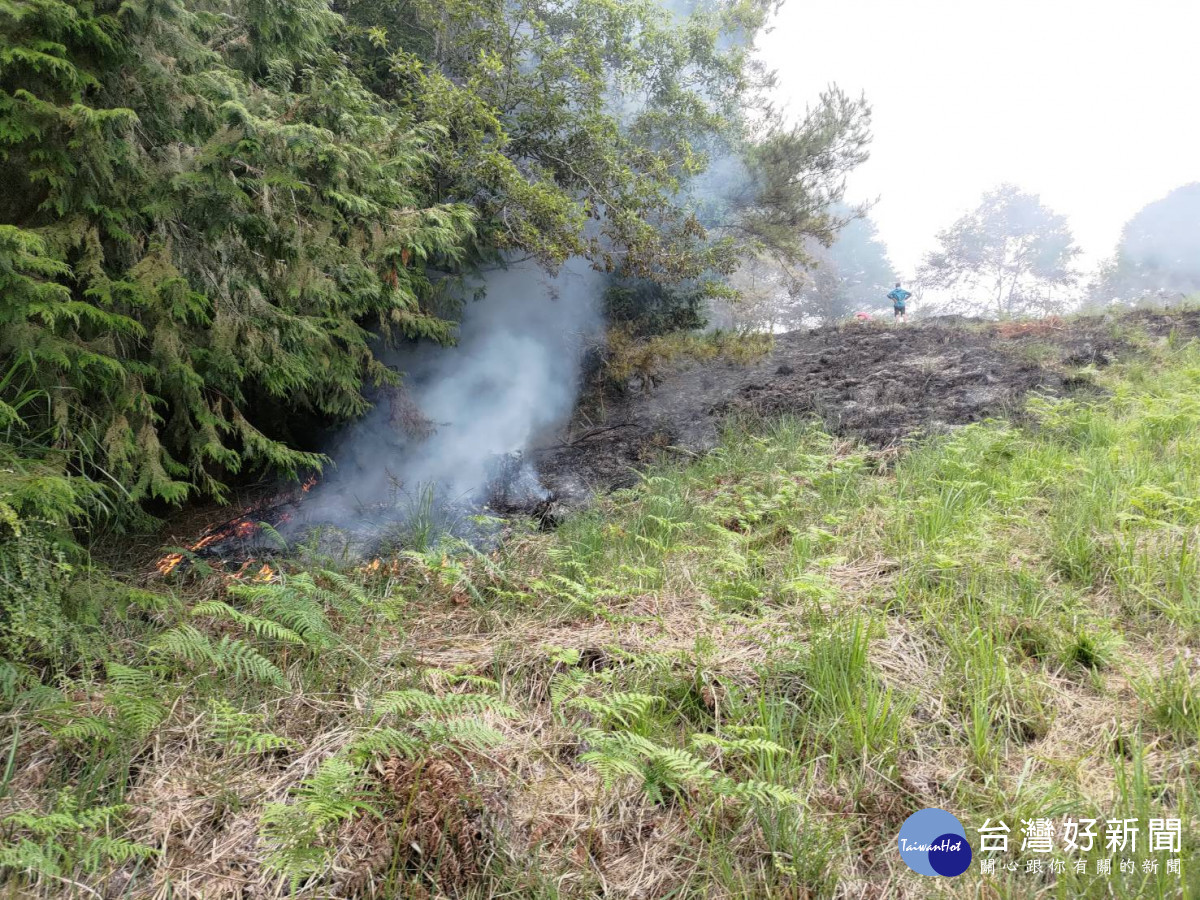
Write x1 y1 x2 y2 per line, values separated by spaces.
14 523 1188 900
994 316 1065 339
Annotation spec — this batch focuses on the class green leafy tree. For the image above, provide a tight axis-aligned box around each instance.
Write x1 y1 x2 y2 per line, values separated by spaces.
338 0 872 304
918 184 1080 318
337 0 769 274
725 88 872 269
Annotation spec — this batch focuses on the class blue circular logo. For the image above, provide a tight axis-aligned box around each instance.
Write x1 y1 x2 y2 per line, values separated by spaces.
897 809 972 877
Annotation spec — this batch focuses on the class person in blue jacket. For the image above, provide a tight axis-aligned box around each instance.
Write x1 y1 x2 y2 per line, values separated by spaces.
887 283 912 320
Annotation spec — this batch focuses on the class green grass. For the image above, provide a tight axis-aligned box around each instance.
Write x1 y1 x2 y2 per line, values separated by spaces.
5 338 1200 897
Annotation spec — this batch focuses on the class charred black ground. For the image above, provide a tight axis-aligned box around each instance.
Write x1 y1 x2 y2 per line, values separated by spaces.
532 309 1200 506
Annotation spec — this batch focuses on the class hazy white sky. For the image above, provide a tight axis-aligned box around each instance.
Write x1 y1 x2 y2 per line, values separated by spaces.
759 0 1200 278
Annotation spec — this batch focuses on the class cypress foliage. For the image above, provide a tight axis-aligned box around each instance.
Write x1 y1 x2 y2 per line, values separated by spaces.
0 0 475 503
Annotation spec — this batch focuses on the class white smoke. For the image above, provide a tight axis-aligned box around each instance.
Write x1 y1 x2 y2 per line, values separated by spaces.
298 257 604 535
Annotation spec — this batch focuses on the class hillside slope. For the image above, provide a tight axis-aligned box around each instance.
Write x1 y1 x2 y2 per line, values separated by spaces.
537 309 1200 504
3 312 1200 899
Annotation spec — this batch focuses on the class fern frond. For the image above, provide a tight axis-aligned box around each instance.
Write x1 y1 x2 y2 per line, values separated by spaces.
261 755 379 890
52 715 114 743
567 691 660 729
79 835 157 868
216 635 288 687
103 662 153 691
0 838 63 878
437 672 500 691
207 700 295 754
227 576 338 648
112 694 169 738
377 689 516 719
578 750 644 787
0 658 22 702
414 718 505 749
192 599 306 645
0 800 155 880
715 777 800 806
153 625 286 687
643 745 715 786
317 569 368 607
690 733 791 758
347 727 421 761
723 724 769 739
151 623 218 665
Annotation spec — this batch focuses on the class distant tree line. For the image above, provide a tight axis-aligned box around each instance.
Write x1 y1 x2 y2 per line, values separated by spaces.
915 182 1200 318
712 177 1200 329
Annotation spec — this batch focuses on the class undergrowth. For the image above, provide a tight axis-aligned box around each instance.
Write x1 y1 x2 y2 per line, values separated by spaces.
600 325 773 390
4 333 1200 897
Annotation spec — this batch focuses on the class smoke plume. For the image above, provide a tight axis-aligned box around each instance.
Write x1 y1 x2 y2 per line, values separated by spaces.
296 258 604 543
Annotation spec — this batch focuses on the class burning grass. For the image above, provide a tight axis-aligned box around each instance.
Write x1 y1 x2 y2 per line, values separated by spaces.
152 484 306 579
5 338 1200 897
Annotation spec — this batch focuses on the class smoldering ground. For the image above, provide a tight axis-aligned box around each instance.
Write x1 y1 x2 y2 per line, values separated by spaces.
289 258 605 550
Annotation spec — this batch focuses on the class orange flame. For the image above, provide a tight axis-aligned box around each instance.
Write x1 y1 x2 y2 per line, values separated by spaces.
153 474 312 577
358 557 403 576
189 533 221 552
157 553 184 576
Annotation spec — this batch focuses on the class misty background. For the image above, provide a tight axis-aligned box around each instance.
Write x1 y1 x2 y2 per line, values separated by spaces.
759 0 1200 279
